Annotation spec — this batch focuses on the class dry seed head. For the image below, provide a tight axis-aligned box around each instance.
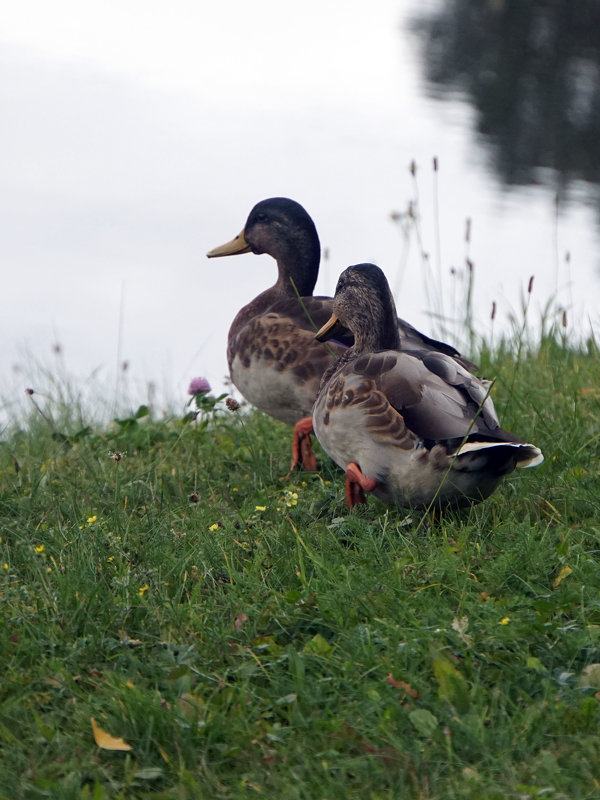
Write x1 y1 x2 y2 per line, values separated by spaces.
226 397 240 412
410 160 416 177
528 275 534 294
491 301 496 321
433 156 438 172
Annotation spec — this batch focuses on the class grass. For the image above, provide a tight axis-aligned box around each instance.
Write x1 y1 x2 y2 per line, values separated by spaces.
1 331 600 799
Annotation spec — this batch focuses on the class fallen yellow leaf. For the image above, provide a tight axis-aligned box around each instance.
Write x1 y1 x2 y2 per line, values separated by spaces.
158 744 170 763
91 717 132 751
554 565 572 588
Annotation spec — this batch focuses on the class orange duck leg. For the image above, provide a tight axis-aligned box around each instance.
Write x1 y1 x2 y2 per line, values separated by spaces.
290 416 318 472
345 462 377 508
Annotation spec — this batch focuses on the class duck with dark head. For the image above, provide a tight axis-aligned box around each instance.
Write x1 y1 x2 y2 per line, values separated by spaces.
208 198 476 472
314 263 543 509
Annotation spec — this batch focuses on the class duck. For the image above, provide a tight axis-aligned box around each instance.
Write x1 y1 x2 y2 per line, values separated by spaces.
313 263 543 509
207 197 476 471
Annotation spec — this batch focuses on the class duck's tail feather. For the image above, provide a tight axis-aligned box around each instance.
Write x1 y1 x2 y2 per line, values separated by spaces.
453 440 544 469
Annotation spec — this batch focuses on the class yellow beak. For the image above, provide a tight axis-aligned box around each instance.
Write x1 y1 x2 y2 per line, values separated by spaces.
206 229 251 258
315 314 340 342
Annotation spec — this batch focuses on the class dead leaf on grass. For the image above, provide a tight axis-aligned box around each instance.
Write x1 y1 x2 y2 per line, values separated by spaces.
386 674 419 697
234 612 248 631
91 718 132 751
452 616 472 645
554 565 572 588
179 693 204 718
580 663 600 688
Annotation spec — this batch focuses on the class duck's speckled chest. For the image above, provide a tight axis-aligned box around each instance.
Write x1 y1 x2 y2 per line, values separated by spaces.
228 311 342 425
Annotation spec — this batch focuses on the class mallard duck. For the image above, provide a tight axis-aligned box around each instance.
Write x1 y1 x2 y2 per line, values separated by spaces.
207 197 476 471
313 263 543 509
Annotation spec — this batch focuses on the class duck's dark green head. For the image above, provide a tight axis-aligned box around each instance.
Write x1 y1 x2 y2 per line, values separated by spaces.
244 198 318 254
207 197 320 296
316 263 400 352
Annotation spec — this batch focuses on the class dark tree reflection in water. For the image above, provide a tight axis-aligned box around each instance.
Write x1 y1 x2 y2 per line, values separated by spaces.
411 0 600 203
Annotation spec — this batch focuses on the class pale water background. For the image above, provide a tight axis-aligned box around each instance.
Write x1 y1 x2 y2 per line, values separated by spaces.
2 0 599 422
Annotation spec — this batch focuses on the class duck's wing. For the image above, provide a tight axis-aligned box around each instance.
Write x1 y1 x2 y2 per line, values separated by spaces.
349 350 519 446
319 360 419 452
398 318 478 372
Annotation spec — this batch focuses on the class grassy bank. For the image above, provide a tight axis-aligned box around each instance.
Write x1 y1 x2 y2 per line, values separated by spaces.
1 334 599 799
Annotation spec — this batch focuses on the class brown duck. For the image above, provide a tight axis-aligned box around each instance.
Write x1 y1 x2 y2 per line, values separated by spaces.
207 198 476 471
313 263 543 508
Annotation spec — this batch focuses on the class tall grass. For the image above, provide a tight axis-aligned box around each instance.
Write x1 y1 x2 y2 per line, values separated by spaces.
389 158 586 365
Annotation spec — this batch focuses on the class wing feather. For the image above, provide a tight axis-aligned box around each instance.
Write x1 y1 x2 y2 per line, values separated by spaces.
349 350 521 445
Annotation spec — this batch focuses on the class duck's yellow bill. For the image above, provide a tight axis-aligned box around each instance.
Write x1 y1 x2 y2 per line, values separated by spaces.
315 314 340 342
206 229 251 257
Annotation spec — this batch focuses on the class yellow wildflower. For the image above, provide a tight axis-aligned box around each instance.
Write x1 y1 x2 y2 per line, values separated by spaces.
3 563 8 571
34 544 45 554
209 523 219 532
138 584 149 596
499 617 510 625
46 567 52 573
284 491 299 507
255 506 266 512
87 515 97 525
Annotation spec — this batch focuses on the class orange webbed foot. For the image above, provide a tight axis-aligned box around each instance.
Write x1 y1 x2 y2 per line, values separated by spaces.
290 416 318 472
344 462 377 508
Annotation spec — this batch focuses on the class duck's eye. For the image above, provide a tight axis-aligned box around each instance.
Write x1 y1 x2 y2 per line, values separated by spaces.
254 212 268 223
